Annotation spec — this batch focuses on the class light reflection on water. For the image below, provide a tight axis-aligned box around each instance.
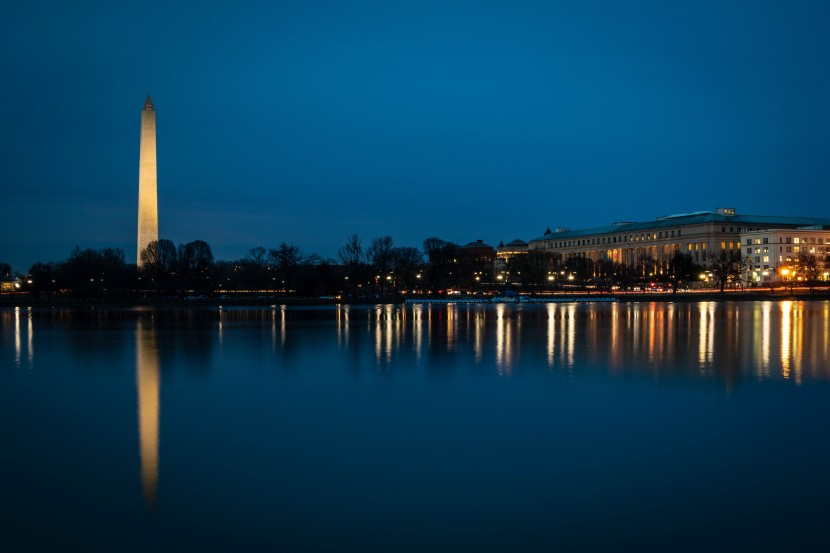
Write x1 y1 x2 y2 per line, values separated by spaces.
2 301 830 551
135 319 159 508
2 301 830 384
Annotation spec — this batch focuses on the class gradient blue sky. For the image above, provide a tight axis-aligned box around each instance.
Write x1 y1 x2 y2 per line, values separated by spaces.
2 0 829 271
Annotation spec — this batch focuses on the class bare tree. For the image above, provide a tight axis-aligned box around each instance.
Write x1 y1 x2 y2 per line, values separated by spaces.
367 236 395 296
796 253 821 291
390 246 423 294
339 234 365 297
140 239 177 292
706 250 743 293
247 246 270 292
667 251 697 294
269 242 303 294
422 237 457 289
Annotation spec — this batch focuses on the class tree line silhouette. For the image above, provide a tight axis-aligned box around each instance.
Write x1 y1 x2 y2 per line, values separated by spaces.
5 234 825 299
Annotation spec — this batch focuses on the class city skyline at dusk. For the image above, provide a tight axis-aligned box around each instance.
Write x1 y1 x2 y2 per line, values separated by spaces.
3 1 830 272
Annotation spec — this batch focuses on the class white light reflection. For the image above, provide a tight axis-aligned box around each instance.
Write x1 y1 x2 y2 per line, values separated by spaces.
546 303 556 369
780 301 792 379
271 307 277 351
14 306 21 366
412 304 423 359
372 305 393 365
446 304 457 353
793 302 803 385
27 307 33 365
565 304 575 368
474 307 484 364
760 302 771 377
495 303 512 375
609 302 620 369
217 306 224 348
698 302 715 368
280 306 287 348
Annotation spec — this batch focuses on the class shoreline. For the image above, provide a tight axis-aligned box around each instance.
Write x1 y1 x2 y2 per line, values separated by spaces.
2 290 829 309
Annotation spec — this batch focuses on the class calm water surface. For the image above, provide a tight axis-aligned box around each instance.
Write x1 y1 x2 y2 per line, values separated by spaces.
2 301 830 552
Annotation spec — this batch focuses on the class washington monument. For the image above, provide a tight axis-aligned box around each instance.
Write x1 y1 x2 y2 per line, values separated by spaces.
137 95 158 266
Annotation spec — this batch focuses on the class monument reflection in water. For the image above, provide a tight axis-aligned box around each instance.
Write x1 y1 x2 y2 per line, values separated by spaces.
2 300 830 551
135 320 159 508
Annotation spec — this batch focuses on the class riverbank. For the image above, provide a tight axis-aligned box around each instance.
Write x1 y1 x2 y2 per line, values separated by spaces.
2 289 830 309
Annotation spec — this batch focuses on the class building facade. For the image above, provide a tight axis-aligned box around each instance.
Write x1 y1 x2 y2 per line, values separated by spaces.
495 239 528 271
528 209 830 277
741 227 830 285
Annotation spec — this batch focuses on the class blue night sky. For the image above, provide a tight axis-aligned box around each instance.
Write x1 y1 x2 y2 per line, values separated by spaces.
2 0 829 271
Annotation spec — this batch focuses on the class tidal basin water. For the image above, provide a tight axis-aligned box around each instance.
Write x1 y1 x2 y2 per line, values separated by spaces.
2 301 830 552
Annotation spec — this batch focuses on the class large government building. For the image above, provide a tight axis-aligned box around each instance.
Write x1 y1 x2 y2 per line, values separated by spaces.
527 208 830 283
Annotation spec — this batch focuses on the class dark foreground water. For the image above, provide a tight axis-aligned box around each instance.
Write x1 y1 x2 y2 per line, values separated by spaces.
2 301 830 552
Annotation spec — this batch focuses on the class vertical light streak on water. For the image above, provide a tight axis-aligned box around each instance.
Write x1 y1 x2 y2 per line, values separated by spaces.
495 303 511 375
566 304 575 369
412 304 423 360
14 306 20 366
271 307 277 351
515 310 523 366
395 306 404 353
760 302 771 377
385 305 394 365
546 303 556 369
336 304 342 347
474 307 484 364
427 304 433 352
27 307 33 366
824 304 830 376
706 303 716 366
343 305 350 348
609 302 620 369
280 306 287 349
135 320 160 508
559 304 568 367
217 306 224 349
446 304 457 353
794 302 803 386
374 307 382 363
697 302 715 368
698 304 706 368
780 301 792 379
648 303 657 363
665 302 674 364
630 304 639 357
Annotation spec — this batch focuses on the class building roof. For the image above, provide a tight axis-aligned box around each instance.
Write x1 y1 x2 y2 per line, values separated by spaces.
505 239 527 246
530 212 830 242
459 240 494 249
144 94 155 111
